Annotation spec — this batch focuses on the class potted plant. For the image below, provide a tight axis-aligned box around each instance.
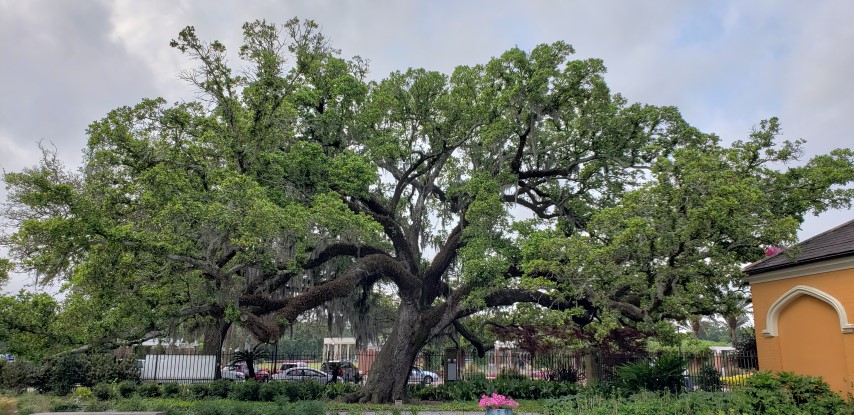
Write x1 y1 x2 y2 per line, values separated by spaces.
478 393 519 415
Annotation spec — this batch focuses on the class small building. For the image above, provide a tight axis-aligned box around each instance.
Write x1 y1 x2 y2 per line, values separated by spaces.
322 337 356 362
744 219 854 394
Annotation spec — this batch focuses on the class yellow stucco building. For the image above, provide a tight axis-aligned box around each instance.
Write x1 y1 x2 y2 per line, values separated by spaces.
745 219 854 394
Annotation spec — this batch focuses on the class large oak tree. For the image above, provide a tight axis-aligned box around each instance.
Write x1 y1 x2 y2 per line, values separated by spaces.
3 20 853 402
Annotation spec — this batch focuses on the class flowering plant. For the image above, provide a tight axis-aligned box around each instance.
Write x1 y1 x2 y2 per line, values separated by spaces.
478 393 519 409
764 246 783 256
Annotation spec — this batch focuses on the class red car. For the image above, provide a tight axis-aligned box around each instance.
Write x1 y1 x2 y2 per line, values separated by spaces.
228 362 270 381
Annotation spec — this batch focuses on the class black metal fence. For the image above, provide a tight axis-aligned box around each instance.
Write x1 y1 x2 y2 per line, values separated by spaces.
591 350 759 389
136 349 759 389
138 352 328 383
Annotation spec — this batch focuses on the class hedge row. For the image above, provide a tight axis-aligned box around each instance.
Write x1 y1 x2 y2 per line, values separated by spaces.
90 379 360 402
543 371 853 415
0 354 138 395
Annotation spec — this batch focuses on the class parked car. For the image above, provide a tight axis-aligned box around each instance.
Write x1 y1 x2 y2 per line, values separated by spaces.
410 366 438 385
278 361 308 372
221 365 247 381
271 367 337 384
224 363 270 381
320 361 358 382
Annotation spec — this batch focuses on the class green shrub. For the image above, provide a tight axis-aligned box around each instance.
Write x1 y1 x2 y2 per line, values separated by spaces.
207 379 232 398
137 382 161 398
86 354 119 385
161 382 182 398
49 354 88 395
695 365 722 392
92 382 115 400
465 371 487 381
230 380 260 401
616 353 686 394
280 380 324 401
734 326 758 370
739 371 844 415
258 382 280 401
117 380 137 398
548 362 581 383
49 401 81 412
112 357 142 383
0 361 37 393
189 382 210 399
414 378 577 401
324 381 359 400
543 391 744 415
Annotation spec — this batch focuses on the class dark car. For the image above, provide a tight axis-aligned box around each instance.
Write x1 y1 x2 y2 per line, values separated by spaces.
320 361 358 382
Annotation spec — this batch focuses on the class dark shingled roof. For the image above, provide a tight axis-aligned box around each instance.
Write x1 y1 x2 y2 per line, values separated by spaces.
744 218 854 275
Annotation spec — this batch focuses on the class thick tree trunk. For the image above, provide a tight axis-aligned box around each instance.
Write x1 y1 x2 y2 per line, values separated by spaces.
202 319 231 380
349 301 428 403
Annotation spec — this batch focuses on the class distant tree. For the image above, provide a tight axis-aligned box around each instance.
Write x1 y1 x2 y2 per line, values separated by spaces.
720 292 752 344
231 343 269 380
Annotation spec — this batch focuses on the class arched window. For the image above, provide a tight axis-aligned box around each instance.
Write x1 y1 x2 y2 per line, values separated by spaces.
762 285 854 337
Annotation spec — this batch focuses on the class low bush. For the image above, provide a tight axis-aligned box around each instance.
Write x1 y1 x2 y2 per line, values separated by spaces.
544 391 744 415
0 361 38 393
207 379 233 398
230 381 260 401
324 381 360 400
616 353 686 394
695 365 721 392
116 380 137 398
48 401 81 412
0 397 15 415
86 354 120 385
464 372 487 381
50 354 89 395
548 363 581 383
543 372 853 415
92 383 115 400
161 382 182 398
189 382 210 399
73 386 94 401
739 371 845 415
414 378 578 401
280 380 324 401
137 382 161 398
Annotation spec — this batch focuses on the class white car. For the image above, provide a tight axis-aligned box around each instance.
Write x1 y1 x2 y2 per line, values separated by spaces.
410 366 438 385
272 367 335 384
221 365 246 381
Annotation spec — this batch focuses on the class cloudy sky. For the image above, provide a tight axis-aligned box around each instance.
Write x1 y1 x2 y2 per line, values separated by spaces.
1 0 852 293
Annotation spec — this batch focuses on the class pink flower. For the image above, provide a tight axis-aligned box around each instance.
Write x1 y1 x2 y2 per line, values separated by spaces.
478 393 519 409
764 246 783 256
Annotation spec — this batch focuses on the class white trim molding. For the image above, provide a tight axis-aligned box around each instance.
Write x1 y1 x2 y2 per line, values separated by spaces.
747 256 854 285
762 285 854 337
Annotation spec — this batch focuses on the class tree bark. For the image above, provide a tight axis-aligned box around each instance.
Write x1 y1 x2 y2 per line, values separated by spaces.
725 315 739 344
202 319 231 379
349 300 428 403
